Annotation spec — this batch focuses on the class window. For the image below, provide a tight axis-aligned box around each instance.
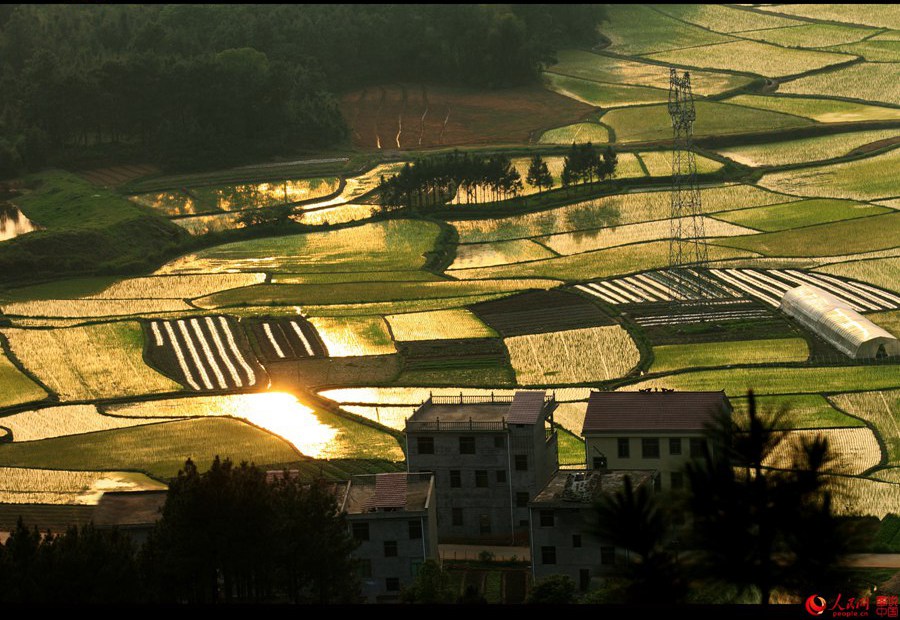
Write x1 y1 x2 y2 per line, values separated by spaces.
409 519 422 540
479 515 491 535
600 546 616 566
670 472 684 490
452 508 464 527
516 492 529 508
653 474 662 492
352 522 369 541
494 435 505 448
475 470 488 488
592 455 607 470
690 438 707 458
515 454 528 471
459 436 475 454
417 436 434 455
496 470 507 484
642 438 660 459
617 438 630 458
572 534 582 548
384 540 397 557
541 546 557 565
519 519 529 527
450 470 461 488
669 437 682 456
358 559 372 578
386 577 400 592
539 510 554 527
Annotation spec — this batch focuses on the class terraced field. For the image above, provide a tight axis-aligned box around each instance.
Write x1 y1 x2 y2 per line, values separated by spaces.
1 3 899 521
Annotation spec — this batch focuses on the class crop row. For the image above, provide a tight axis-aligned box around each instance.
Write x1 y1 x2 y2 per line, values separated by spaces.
708 268 900 310
149 317 259 391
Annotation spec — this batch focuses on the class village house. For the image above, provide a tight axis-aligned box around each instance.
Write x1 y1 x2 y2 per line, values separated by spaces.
405 390 559 544
581 389 733 491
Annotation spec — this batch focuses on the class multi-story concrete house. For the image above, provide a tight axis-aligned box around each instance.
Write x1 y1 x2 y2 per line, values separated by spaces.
581 390 732 491
405 390 558 544
529 469 657 591
342 472 438 603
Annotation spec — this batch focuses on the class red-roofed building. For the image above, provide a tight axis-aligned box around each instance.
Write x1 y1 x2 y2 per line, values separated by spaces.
581 390 732 490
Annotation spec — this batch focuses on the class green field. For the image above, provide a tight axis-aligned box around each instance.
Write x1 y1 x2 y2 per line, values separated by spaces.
629 365 900 397
450 239 557 270
829 390 900 465
757 149 900 202
650 338 809 373
652 4 802 32
603 101 814 143
158 219 441 274
0 417 302 480
2 322 180 401
544 73 667 108
0 350 47 409
712 199 890 232
451 241 753 281
0 172 189 285
730 394 866 430
724 95 900 123
738 23 876 48
779 63 900 107
452 184 794 244
720 212 900 258
557 428 586 466
815 257 900 293
300 293 517 317
600 4 735 55
538 121 609 145
827 40 900 63
717 130 900 168
545 49 752 96
645 40 850 79
195 279 560 307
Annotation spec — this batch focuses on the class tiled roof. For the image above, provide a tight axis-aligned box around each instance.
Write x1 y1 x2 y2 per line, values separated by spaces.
369 472 408 510
582 391 730 433
506 390 547 424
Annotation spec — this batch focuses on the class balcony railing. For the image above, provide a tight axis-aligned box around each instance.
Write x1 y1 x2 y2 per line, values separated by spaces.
405 419 508 432
404 392 557 432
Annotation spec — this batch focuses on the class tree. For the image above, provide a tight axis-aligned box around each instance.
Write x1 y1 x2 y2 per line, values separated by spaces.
683 391 864 604
400 559 455 603
594 475 685 604
141 457 359 604
526 153 553 194
526 574 578 604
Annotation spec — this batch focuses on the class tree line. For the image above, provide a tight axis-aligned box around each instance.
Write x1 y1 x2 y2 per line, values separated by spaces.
0 4 607 177
378 142 618 212
0 457 359 604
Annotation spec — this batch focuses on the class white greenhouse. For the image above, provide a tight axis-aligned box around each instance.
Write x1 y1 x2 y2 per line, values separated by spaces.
780 285 900 359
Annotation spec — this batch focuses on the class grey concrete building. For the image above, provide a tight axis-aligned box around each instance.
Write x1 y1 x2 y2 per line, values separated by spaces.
529 469 657 591
342 472 438 603
405 391 558 544
581 390 732 491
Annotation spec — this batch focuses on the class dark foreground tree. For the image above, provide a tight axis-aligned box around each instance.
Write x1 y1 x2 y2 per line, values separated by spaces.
400 559 455 603
141 456 359 603
685 391 866 604
526 574 578 604
594 475 685 604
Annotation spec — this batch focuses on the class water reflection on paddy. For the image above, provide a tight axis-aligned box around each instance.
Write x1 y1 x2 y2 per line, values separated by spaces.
0 204 38 241
108 392 339 458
